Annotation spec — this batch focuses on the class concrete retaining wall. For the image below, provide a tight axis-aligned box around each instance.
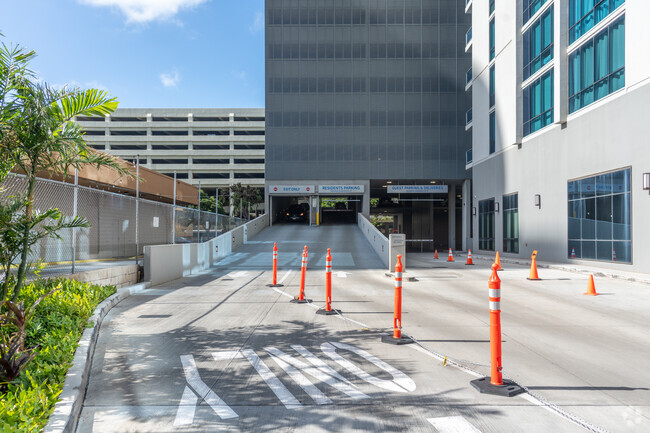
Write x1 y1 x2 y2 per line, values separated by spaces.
358 213 389 269
65 264 139 288
145 214 269 286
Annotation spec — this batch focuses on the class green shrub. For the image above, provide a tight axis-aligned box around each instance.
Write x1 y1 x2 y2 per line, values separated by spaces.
0 278 116 432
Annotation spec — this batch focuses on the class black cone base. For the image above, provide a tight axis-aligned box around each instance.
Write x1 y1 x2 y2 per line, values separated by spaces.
266 284 284 287
470 377 525 397
316 308 341 316
290 298 312 304
381 335 414 345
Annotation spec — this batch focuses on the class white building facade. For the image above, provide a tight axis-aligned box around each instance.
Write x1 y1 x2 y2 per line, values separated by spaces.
77 108 265 208
467 0 650 272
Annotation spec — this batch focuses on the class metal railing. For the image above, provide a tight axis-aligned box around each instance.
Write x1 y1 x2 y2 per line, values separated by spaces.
405 239 435 253
0 173 246 276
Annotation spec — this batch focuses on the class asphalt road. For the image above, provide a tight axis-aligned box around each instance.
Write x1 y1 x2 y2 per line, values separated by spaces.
76 223 650 432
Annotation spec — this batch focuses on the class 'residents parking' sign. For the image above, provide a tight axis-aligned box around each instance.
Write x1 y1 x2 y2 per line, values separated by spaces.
318 185 365 194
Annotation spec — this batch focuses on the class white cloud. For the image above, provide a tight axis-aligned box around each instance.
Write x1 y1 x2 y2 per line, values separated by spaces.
159 71 180 88
249 11 263 34
79 0 210 23
51 80 109 93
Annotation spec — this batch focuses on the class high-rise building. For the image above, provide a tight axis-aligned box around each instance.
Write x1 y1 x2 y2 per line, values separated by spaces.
265 0 472 250
467 0 650 271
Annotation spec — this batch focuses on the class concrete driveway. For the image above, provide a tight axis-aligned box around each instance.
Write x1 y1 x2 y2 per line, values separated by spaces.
76 224 650 432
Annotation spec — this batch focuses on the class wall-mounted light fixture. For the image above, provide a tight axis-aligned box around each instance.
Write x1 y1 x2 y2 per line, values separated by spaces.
495 202 500 213
643 173 650 192
534 194 541 208
472 207 477 216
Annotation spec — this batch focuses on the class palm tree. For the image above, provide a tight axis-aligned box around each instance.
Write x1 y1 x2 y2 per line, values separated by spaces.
6 81 130 300
0 34 35 182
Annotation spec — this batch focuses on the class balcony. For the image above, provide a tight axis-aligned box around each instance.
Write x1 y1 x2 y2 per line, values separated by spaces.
465 27 473 52
465 108 473 127
465 0 472 13
466 148 473 165
465 67 472 89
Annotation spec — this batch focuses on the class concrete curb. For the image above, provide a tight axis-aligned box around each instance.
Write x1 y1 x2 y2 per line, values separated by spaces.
43 281 150 433
471 254 650 285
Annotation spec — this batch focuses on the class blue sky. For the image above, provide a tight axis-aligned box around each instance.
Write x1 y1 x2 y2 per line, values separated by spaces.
1 0 265 108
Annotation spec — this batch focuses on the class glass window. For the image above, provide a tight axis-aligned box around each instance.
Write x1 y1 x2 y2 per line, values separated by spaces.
479 198 495 251
489 18 495 60
489 111 496 154
567 168 631 262
569 0 625 43
523 0 549 24
489 65 495 108
523 69 554 136
569 16 624 113
503 194 519 253
523 5 554 80
490 0 495 15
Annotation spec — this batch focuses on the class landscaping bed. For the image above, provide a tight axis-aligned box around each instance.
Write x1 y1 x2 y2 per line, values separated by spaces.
0 278 116 432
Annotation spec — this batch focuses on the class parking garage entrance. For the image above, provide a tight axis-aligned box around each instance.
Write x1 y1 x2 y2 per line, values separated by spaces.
268 184 366 226
318 196 360 224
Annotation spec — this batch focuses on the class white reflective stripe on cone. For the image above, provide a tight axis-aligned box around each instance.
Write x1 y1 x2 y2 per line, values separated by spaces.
489 301 501 311
395 272 402 279
488 289 500 298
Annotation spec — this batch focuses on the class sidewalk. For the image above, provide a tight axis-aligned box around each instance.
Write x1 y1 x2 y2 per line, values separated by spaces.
408 252 650 285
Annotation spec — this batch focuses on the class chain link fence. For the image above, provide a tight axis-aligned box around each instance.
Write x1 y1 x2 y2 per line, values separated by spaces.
0 173 246 275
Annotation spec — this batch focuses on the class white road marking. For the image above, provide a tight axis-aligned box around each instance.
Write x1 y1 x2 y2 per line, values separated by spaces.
173 386 198 426
333 313 369 328
270 286 293 299
291 345 355 387
408 344 483 378
180 355 238 419
211 351 244 361
268 346 369 400
241 349 302 410
227 271 248 278
336 271 349 278
321 342 416 393
428 416 483 433
267 352 332 405
278 269 292 284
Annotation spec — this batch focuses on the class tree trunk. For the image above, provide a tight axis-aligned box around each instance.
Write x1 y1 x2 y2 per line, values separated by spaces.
12 170 35 302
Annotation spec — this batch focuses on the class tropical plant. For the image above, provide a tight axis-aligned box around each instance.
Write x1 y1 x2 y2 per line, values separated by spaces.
0 34 35 183
5 83 130 301
0 34 131 301
0 203 89 301
0 285 59 388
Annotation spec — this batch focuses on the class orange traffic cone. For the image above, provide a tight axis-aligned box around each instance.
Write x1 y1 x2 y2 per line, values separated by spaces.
495 251 502 270
434 249 438 259
584 275 599 296
571 248 576 259
447 248 454 262
466 249 474 265
612 248 617 262
527 250 540 281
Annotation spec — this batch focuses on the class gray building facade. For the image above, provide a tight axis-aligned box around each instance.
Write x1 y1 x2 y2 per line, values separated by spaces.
265 0 472 250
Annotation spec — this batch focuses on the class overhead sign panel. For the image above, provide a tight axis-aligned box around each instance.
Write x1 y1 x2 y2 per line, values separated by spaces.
319 185 365 194
387 185 449 194
269 185 315 194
